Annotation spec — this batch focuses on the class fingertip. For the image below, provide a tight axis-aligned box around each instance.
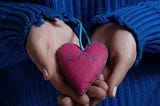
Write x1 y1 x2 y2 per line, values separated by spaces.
38 62 55 80
107 85 118 98
78 94 90 106
67 90 89 106
112 86 117 98
57 95 64 104
94 80 108 92
41 67 49 80
98 74 104 81
43 73 53 80
90 98 103 106
41 66 55 80
62 97 72 106
105 72 118 98
87 86 106 99
103 67 110 81
58 96 73 106
43 71 53 80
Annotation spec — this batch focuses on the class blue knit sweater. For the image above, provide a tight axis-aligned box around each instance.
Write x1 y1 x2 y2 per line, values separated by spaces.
0 0 160 106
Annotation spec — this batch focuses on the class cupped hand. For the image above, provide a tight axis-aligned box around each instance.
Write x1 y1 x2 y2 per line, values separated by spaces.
58 74 108 106
26 19 89 105
59 22 137 106
92 22 137 98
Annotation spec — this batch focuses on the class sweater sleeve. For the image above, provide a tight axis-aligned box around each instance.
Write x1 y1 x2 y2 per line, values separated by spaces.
93 1 160 66
0 1 76 69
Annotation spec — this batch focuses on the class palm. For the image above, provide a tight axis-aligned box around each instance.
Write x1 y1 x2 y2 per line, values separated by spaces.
92 22 137 97
26 19 90 105
105 29 137 94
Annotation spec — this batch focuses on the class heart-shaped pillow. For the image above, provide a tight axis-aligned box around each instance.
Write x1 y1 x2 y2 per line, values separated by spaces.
57 42 108 95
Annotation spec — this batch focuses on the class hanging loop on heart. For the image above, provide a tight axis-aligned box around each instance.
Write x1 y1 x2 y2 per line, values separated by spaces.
57 18 109 95
74 19 91 51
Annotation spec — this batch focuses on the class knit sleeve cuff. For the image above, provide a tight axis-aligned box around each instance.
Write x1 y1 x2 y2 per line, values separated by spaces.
0 1 77 68
93 1 160 66
0 1 77 43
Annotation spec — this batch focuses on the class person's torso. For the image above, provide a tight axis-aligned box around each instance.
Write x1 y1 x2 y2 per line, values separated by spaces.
4 0 156 25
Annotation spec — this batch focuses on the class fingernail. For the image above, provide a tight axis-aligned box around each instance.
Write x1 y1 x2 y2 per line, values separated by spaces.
102 97 106 100
112 86 117 98
62 97 71 105
63 97 69 102
42 68 48 78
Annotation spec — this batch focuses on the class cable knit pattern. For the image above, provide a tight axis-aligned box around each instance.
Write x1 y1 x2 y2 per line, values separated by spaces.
0 0 160 106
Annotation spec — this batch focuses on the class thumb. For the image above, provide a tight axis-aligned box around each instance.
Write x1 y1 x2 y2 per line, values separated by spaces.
106 59 130 98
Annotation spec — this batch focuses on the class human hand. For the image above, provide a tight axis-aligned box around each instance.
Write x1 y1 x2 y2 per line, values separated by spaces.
92 22 137 98
58 74 108 106
26 19 89 105
57 22 137 106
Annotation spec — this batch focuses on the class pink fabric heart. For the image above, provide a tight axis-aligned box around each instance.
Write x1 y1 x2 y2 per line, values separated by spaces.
57 42 108 95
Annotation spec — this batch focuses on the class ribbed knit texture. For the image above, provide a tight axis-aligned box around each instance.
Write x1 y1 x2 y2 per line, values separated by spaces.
93 1 160 66
0 1 78 69
0 0 160 106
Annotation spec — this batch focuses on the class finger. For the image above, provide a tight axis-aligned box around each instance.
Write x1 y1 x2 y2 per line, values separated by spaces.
43 34 79 80
51 72 89 106
90 97 105 106
58 96 73 106
26 39 54 80
26 25 57 80
97 74 104 81
107 60 129 98
71 33 79 45
58 96 87 106
87 86 106 99
57 95 65 105
93 80 108 92
103 67 110 82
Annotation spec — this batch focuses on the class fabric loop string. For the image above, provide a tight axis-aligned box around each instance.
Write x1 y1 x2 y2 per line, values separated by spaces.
75 18 91 51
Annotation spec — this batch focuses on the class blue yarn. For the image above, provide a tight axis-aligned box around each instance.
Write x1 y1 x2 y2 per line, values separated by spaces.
0 1 160 106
